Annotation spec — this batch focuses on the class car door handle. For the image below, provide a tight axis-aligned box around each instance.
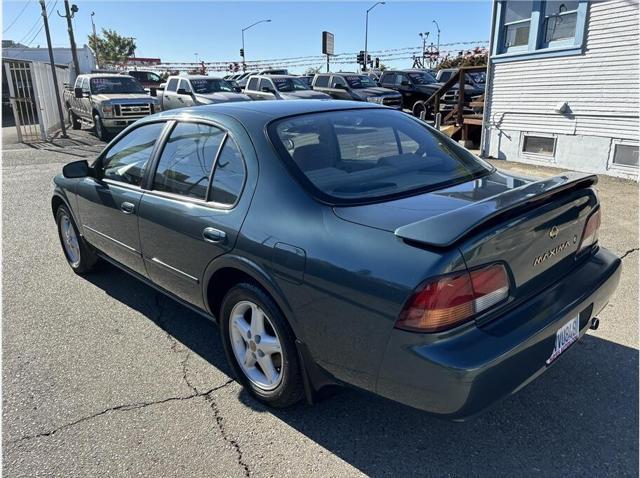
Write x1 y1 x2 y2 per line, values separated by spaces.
120 202 135 214
202 227 226 243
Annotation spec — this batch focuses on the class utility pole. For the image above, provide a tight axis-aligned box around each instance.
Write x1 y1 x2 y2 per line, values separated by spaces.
40 0 67 138
90 11 99 68
432 20 441 65
57 1 80 79
364 2 385 72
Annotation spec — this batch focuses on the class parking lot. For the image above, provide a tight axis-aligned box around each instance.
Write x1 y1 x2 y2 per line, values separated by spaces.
2 129 638 477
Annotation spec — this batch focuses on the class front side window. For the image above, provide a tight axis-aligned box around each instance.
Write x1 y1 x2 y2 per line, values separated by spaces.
258 78 274 91
81 77 90 93
331 76 347 88
153 122 225 200
271 109 491 203
90 77 145 94
178 79 192 93
210 138 246 206
102 122 166 186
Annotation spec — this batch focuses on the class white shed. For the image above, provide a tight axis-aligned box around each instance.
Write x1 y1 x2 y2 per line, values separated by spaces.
481 0 639 179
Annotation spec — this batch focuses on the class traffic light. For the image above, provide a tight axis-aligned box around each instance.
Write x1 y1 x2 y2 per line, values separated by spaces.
240 48 244 57
367 54 371 66
375 57 380 69
357 51 364 66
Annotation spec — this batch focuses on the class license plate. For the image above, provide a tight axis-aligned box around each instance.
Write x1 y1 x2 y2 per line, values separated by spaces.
546 316 580 365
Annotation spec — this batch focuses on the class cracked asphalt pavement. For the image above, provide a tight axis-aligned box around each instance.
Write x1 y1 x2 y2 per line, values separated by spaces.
3 130 638 477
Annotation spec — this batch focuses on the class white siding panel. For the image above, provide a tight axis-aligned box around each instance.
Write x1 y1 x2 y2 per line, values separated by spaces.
486 0 640 148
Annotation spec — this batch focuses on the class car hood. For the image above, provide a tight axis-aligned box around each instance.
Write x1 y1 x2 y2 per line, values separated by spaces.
352 87 399 99
195 92 251 103
92 93 155 102
333 170 534 232
279 90 331 100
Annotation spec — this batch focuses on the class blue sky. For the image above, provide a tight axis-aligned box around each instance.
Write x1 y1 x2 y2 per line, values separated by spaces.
3 1 493 73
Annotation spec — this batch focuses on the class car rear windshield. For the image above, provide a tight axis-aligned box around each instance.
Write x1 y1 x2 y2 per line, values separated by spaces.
269 109 492 204
344 75 377 89
90 77 145 94
191 78 234 93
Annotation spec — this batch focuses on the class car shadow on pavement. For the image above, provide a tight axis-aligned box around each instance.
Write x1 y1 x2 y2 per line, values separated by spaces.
86 262 639 477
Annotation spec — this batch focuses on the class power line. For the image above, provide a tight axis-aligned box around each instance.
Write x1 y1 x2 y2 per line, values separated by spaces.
26 0 58 46
4 0 33 34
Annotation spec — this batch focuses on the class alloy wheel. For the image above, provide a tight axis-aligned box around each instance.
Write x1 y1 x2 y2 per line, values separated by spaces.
229 300 283 391
60 214 81 267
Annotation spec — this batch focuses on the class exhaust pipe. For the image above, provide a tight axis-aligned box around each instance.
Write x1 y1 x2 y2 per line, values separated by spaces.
590 318 600 330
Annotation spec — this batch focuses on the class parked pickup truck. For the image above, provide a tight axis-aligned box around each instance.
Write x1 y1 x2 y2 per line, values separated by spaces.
161 75 250 111
64 74 160 140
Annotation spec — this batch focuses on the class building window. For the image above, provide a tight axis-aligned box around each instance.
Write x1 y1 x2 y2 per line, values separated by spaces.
610 142 639 169
503 1 533 51
522 134 556 157
493 1 588 62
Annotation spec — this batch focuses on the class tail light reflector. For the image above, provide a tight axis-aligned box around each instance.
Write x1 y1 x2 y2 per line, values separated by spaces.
578 209 601 253
396 264 510 333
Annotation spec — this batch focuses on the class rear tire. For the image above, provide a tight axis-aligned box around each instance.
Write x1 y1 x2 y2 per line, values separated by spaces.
55 204 97 275
68 106 81 130
220 283 304 408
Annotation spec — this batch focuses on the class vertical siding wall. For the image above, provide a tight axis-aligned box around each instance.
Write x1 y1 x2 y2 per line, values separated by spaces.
485 0 639 177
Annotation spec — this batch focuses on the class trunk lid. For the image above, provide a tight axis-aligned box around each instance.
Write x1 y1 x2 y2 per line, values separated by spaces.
334 170 598 298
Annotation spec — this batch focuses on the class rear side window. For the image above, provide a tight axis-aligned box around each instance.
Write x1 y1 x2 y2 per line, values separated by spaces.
166 78 178 92
102 122 166 186
270 109 492 204
153 122 225 199
314 75 330 87
247 77 259 90
210 138 246 205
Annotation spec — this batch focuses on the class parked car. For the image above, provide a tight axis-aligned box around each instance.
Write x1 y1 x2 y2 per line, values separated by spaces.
161 75 250 111
126 70 163 92
64 74 160 141
52 100 621 419
379 69 443 116
244 75 331 100
435 68 486 89
236 71 258 88
298 75 314 88
257 68 289 75
312 73 402 109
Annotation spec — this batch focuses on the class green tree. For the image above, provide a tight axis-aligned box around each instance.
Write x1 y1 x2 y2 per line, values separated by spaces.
89 29 136 67
304 65 323 75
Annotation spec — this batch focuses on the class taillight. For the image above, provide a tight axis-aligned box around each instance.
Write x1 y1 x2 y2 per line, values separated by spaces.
396 264 510 332
578 209 601 253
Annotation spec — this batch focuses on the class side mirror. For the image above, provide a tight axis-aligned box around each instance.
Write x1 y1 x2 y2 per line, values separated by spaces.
149 88 157 97
401 80 412 87
176 88 190 96
261 86 275 93
74 87 84 98
335 84 347 90
234 86 242 93
158 83 166 90
62 159 91 179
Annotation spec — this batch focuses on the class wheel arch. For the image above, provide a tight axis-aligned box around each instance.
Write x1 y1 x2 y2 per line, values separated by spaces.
202 255 301 337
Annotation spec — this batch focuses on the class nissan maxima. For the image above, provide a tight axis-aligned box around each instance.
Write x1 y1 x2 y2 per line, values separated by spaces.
51 100 621 419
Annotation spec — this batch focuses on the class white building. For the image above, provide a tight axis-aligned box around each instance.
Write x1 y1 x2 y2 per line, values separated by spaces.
481 0 639 179
2 44 96 77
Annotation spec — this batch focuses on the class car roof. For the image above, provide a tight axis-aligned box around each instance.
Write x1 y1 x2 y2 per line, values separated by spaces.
151 99 383 124
79 73 132 79
167 75 222 80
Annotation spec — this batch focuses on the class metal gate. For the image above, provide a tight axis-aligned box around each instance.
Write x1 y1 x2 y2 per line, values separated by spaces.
4 59 44 142
3 59 69 143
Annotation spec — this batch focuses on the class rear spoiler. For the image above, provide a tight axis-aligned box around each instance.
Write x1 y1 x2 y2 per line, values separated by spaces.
394 172 598 248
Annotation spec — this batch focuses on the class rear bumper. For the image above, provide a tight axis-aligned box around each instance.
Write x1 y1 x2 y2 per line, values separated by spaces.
375 247 622 420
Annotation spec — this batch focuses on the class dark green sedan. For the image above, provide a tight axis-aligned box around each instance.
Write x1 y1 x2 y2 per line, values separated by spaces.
51 100 621 419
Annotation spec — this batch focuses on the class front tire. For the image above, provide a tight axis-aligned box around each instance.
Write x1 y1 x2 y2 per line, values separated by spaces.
220 283 304 408
55 205 97 275
68 106 81 129
94 114 108 141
